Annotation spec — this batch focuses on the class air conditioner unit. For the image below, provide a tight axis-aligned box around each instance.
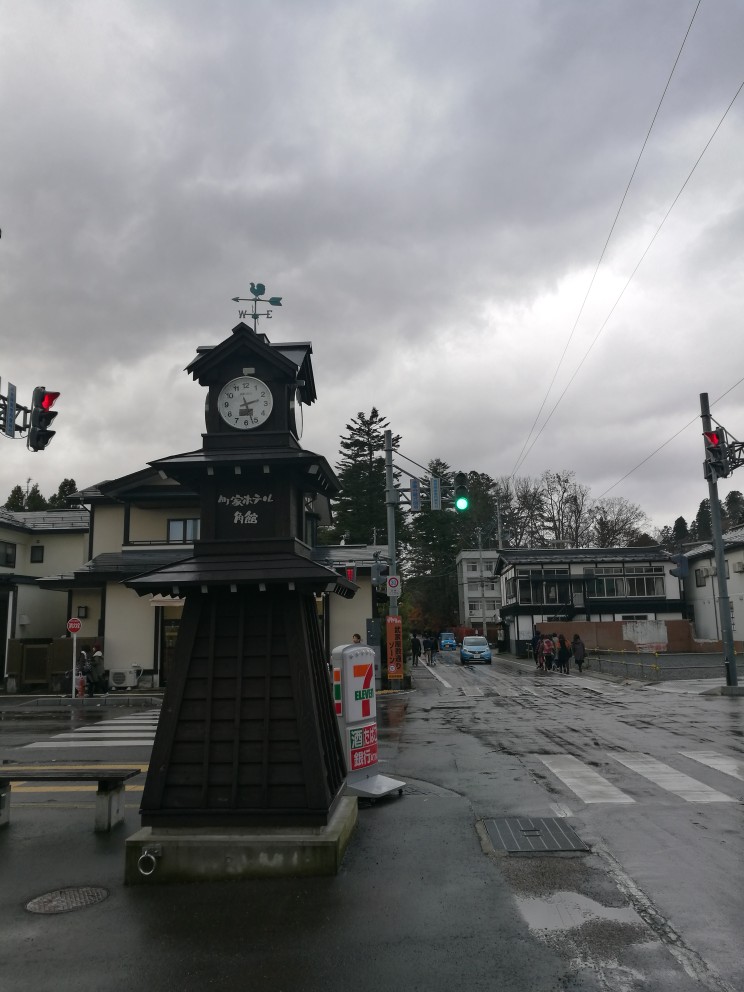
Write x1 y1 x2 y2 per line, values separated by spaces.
109 665 143 690
734 562 744 573
702 567 717 577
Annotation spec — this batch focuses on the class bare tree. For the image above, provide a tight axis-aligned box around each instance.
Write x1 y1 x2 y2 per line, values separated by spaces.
541 470 592 547
590 496 648 547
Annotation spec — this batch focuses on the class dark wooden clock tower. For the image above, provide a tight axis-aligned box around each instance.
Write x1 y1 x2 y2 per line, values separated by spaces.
127 321 356 834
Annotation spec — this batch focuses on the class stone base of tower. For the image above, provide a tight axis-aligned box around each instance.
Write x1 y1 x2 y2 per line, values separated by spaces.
124 795 358 884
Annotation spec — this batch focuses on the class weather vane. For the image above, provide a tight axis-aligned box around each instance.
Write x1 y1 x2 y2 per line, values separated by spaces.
232 282 283 332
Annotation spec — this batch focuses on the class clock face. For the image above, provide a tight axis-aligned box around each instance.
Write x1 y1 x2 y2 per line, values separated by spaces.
290 390 304 439
218 376 273 430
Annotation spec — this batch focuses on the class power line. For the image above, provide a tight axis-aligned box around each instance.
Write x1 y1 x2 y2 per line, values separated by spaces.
597 373 744 498
513 76 744 476
510 1 703 477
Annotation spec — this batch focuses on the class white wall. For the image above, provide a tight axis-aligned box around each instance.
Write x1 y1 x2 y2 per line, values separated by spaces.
103 582 156 674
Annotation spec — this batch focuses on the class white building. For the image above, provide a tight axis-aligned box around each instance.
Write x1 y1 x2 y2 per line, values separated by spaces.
683 526 744 643
455 549 502 636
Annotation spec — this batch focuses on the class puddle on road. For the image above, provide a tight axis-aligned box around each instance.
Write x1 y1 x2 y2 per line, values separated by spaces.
517 890 642 932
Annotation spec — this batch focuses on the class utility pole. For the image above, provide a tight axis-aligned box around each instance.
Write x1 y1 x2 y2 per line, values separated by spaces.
700 392 737 686
384 429 398 618
477 528 487 638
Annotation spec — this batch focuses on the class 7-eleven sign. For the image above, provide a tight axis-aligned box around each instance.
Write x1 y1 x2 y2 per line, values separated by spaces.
345 656 376 723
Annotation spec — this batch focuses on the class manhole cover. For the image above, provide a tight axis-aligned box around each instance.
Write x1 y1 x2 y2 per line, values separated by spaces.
484 816 589 853
26 886 109 915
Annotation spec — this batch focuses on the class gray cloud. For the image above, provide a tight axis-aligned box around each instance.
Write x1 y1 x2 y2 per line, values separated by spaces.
2 0 744 531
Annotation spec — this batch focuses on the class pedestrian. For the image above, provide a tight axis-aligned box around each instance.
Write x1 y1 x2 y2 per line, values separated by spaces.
535 636 545 671
90 642 105 694
424 635 435 665
572 633 586 674
542 634 557 672
532 628 542 668
411 633 421 667
352 633 362 644
557 634 571 675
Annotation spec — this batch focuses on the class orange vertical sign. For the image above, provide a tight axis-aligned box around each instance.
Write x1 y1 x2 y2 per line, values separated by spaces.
385 615 404 680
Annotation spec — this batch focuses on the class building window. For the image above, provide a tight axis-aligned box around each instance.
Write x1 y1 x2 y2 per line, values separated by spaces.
466 562 478 572
168 518 200 543
0 541 16 568
695 568 706 587
485 599 496 611
30 546 44 563
468 601 479 614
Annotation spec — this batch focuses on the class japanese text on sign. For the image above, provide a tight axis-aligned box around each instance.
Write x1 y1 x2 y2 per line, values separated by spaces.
218 493 274 506
385 615 404 680
349 723 378 770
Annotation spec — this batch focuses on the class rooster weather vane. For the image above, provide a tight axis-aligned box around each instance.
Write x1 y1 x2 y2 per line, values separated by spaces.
232 282 283 332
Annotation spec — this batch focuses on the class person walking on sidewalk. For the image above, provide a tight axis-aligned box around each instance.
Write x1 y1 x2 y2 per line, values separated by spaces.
572 633 586 674
557 633 571 675
411 633 422 667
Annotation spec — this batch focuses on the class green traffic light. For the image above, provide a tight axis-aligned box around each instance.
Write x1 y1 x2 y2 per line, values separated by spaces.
454 470 470 511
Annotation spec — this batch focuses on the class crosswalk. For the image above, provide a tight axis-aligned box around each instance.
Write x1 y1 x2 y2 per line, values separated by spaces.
540 750 742 805
23 710 159 749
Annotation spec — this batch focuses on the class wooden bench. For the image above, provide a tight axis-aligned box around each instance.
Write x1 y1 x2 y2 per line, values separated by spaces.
0 766 142 832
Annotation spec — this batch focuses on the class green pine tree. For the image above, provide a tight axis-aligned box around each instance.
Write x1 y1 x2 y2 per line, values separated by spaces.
3 485 26 511
330 408 403 545
25 482 48 511
47 478 78 509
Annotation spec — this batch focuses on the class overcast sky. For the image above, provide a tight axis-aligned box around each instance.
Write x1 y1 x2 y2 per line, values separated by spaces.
2 0 743 533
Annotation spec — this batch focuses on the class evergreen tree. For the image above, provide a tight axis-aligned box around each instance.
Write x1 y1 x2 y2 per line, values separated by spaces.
47 478 79 509
403 460 461 632
693 499 712 541
671 516 690 546
724 491 744 528
25 482 48 511
4 485 26 511
330 408 402 545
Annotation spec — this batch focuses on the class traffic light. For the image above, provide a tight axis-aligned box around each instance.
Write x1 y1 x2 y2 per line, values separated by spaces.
454 471 470 512
344 563 357 583
27 387 60 452
669 553 689 579
371 560 389 587
703 428 730 480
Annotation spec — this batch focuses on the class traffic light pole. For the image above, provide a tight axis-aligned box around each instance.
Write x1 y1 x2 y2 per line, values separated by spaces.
700 392 737 686
384 429 398 617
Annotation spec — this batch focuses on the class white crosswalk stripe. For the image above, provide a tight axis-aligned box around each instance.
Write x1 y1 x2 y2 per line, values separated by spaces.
681 750 744 783
539 750 740 805
24 711 159 749
610 753 736 803
540 755 635 804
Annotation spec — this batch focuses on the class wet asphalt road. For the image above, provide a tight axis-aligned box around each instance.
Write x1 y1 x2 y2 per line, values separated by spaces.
0 656 742 992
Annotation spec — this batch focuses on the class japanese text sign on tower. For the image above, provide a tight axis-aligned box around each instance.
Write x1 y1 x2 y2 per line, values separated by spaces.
385 615 404 680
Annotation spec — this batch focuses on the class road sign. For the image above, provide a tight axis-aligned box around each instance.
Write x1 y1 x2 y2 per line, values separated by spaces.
67 617 82 634
5 383 16 438
430 476 441 510
386 575 401 597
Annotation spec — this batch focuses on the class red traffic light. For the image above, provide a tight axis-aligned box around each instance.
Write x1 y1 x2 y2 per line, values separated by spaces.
40 391 60 411
703 430 722 447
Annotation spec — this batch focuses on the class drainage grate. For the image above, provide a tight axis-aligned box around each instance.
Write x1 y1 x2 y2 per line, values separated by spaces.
484 816 589 853
26 886 109 915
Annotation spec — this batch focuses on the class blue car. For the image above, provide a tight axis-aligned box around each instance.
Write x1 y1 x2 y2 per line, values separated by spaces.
439 632 457 651
460 635 492 664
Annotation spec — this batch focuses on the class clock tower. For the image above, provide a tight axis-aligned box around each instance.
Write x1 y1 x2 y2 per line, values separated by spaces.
125 314 358 881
